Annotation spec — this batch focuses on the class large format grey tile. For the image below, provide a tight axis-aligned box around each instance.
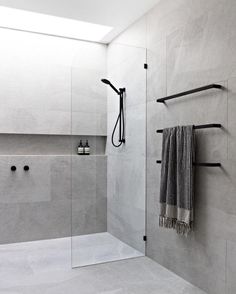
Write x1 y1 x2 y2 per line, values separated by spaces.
50 156 71 201
194 160 236 244
146 157 161 216
96 156 107 232
72 156 107 236
0 155 71 243
107 43 146 110
0 29 108 136
147 38 167 102
72 111 107 136
146 101 162 159
0 153 106 244
72 68 106 114
112 16 147 48
0 29 72 135
72 41 107 72
147 213 226 294
71 45 107 136
227 240 236 294
0 108 71 135
147 0 191 47
72 157 97 201
0 199 71 244
165 2 236 94
0 156 50 204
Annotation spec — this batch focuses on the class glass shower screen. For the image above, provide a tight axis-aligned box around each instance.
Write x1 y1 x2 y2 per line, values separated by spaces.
71 42 146 268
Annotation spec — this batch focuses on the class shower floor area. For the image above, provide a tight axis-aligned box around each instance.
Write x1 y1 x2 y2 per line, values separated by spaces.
0 235 206 294
0 239 206 294
0 232 143 280
72 232 143 267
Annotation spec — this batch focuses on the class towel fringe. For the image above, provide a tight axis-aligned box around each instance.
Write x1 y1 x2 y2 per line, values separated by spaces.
159 216 193 235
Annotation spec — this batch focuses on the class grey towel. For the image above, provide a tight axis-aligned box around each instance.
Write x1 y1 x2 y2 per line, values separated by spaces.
159 126 195 235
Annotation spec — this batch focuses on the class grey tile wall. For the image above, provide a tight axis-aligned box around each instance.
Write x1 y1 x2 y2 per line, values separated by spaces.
0 29 71 135
0 156 71 244
0 31 108 244
72 156 107 236
108 0 236 292
0 156 51 204
0 29 107 136
0 155 107 244
227 240 236 294
140 0 236 293
71 43 107 136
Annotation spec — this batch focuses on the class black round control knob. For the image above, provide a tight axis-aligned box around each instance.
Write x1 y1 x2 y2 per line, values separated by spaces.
11 166 16 171
24 165 29 171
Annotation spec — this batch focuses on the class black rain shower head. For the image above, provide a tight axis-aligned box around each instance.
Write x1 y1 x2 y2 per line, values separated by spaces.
101 78 121 95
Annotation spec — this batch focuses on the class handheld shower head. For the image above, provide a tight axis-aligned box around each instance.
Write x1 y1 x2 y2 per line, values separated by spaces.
101 79 111 85
101 78 120 95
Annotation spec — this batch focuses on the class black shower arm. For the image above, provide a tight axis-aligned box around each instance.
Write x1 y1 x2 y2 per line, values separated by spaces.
109 82 121 95
110 84 125 96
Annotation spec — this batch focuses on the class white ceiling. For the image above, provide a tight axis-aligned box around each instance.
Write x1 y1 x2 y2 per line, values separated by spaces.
0 0 160 43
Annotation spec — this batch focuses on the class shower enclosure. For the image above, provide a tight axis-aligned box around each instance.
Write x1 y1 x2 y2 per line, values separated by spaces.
71 41 147 267
0 27 146 273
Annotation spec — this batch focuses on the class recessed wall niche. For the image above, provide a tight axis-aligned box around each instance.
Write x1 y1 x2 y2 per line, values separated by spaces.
0 134 106 155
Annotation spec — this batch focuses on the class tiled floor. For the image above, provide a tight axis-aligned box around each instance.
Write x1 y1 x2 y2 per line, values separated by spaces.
0 235 206 294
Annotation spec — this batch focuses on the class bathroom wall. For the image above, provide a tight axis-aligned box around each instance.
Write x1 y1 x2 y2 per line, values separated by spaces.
146 1 236 293
0 28 107 244
107 18 147 254
121 0 236 293
0 28 107 135
110 0 236 293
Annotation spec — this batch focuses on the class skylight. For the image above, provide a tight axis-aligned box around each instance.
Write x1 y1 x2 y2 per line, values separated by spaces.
0 6 113 42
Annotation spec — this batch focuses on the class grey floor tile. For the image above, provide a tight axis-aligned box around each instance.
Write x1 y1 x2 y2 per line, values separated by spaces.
0 237 206 294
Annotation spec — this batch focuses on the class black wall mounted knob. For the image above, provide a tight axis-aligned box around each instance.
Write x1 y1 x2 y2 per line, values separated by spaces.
24 165 29 171
11 166 16 171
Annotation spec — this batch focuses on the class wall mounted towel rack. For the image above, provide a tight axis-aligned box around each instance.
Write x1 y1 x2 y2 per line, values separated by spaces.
156 160 221 167
156 84 223 103
156 123 222 133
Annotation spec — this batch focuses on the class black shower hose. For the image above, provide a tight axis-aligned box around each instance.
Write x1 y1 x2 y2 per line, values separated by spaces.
111 91 125 148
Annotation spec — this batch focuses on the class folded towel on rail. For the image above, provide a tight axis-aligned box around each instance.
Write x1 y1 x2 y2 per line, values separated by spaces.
159 125 195 235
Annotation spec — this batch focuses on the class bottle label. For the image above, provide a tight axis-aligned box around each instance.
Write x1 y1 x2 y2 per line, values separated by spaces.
78 147 84 155
84 147 90 154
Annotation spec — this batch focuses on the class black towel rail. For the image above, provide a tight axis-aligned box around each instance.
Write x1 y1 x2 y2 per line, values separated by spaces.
156 123 222 133
156 84 223 103
156 160 221 167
